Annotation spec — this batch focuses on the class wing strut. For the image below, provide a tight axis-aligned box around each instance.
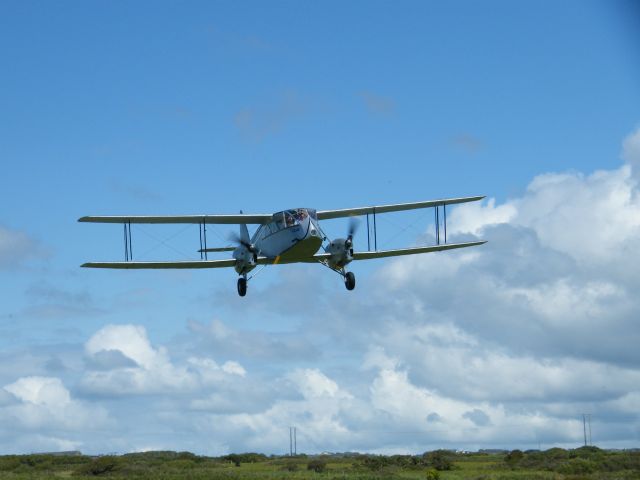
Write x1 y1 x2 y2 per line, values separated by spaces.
365 209 378 251
435 206 439 245
366 214 370 251
374 209 377 250
364 201 455 251
444 204 447 243
433 204 449 245
124 221 133 261
199 219 209 260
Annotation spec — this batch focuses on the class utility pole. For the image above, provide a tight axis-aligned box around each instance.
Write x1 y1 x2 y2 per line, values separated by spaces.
582 414 592 446
288 426 297 456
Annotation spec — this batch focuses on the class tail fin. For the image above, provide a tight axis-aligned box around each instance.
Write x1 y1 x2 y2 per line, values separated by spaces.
240 223 250 245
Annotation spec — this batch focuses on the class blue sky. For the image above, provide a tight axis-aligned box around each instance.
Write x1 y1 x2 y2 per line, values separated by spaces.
1 0 640 455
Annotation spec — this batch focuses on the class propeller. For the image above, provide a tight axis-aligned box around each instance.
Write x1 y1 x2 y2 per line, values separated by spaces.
345 217 360 249
228 231 258 254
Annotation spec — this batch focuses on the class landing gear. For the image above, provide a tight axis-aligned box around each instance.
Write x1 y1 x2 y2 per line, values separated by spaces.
237 277 247 297
344 271 356 291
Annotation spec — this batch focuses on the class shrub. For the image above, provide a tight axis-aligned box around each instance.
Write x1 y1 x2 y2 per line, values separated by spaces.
221 452 267 466
307 458 327 473
0 456 20 471
505 449 524 466
75 456 120 476
425 468 440 480
556 457 597 475
362 455 391 471
544 447 569 460
282 461 298 472
423 450 453 471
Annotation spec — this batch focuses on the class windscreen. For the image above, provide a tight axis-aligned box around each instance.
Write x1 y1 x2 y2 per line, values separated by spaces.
264 209 311 235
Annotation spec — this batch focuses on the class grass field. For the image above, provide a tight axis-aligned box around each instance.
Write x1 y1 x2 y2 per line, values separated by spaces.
0 446 638 479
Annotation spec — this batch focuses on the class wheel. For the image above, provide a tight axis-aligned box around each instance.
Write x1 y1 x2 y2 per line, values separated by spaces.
344 271 356 291
237 277 247 297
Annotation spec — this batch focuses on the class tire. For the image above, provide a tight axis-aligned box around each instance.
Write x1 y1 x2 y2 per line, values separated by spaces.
237 277 247 297
344 271 356 291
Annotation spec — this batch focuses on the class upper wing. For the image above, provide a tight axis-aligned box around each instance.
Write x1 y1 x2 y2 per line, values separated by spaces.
351 241 486 260
316 196 484 220
78 214 273 225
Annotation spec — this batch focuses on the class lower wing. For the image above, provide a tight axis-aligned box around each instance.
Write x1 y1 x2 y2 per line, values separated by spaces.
352 241 486 260
303 241 486 263
81 241 486 269
81 259 238 269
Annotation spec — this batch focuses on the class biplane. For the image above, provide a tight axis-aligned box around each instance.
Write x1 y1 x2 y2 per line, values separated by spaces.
79 196 486 296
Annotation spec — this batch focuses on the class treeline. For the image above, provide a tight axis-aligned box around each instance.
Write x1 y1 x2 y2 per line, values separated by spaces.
504 445 640 475
0 446 639 478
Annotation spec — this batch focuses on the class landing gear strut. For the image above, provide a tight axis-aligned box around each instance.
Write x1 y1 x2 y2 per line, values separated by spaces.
237 276 247 297
344 271 356 291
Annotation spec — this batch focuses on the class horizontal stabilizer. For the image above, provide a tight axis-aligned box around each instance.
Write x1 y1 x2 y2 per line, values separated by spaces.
198 247 236 253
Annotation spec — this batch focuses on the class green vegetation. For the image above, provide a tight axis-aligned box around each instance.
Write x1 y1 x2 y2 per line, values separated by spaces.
0 446 638 479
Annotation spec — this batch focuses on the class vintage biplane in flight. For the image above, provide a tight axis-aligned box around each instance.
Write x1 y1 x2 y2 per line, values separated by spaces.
79 196 486 296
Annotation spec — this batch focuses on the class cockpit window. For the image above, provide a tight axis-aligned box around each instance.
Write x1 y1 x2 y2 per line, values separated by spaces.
264 209 311 235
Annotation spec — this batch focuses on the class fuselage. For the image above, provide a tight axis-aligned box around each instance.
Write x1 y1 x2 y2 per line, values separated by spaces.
251 208 324 262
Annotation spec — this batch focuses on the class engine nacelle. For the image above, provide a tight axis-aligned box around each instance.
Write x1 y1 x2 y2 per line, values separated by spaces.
326 238 353 269
233 246 257 275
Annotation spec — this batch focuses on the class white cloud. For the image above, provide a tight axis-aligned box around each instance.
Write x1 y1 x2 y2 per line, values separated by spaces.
5 376 71 407
287 368 350 400
221 361 246 377
448 197 517 235
449 165 640 265
85 324 163 370
3 128 640 454
82 324 247 396
1 376 108 451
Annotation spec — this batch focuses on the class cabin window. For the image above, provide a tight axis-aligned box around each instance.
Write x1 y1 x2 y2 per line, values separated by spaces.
264 209 310 235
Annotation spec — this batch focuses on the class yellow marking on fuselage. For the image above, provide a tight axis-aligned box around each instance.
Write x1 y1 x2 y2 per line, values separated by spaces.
273 256 281 265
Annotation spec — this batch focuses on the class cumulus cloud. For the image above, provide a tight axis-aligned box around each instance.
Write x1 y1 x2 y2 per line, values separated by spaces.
349 126 640 448
287 368 350 400
4 128 640 454
449 164 640 266
0 376 108 453
82 324 247 396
